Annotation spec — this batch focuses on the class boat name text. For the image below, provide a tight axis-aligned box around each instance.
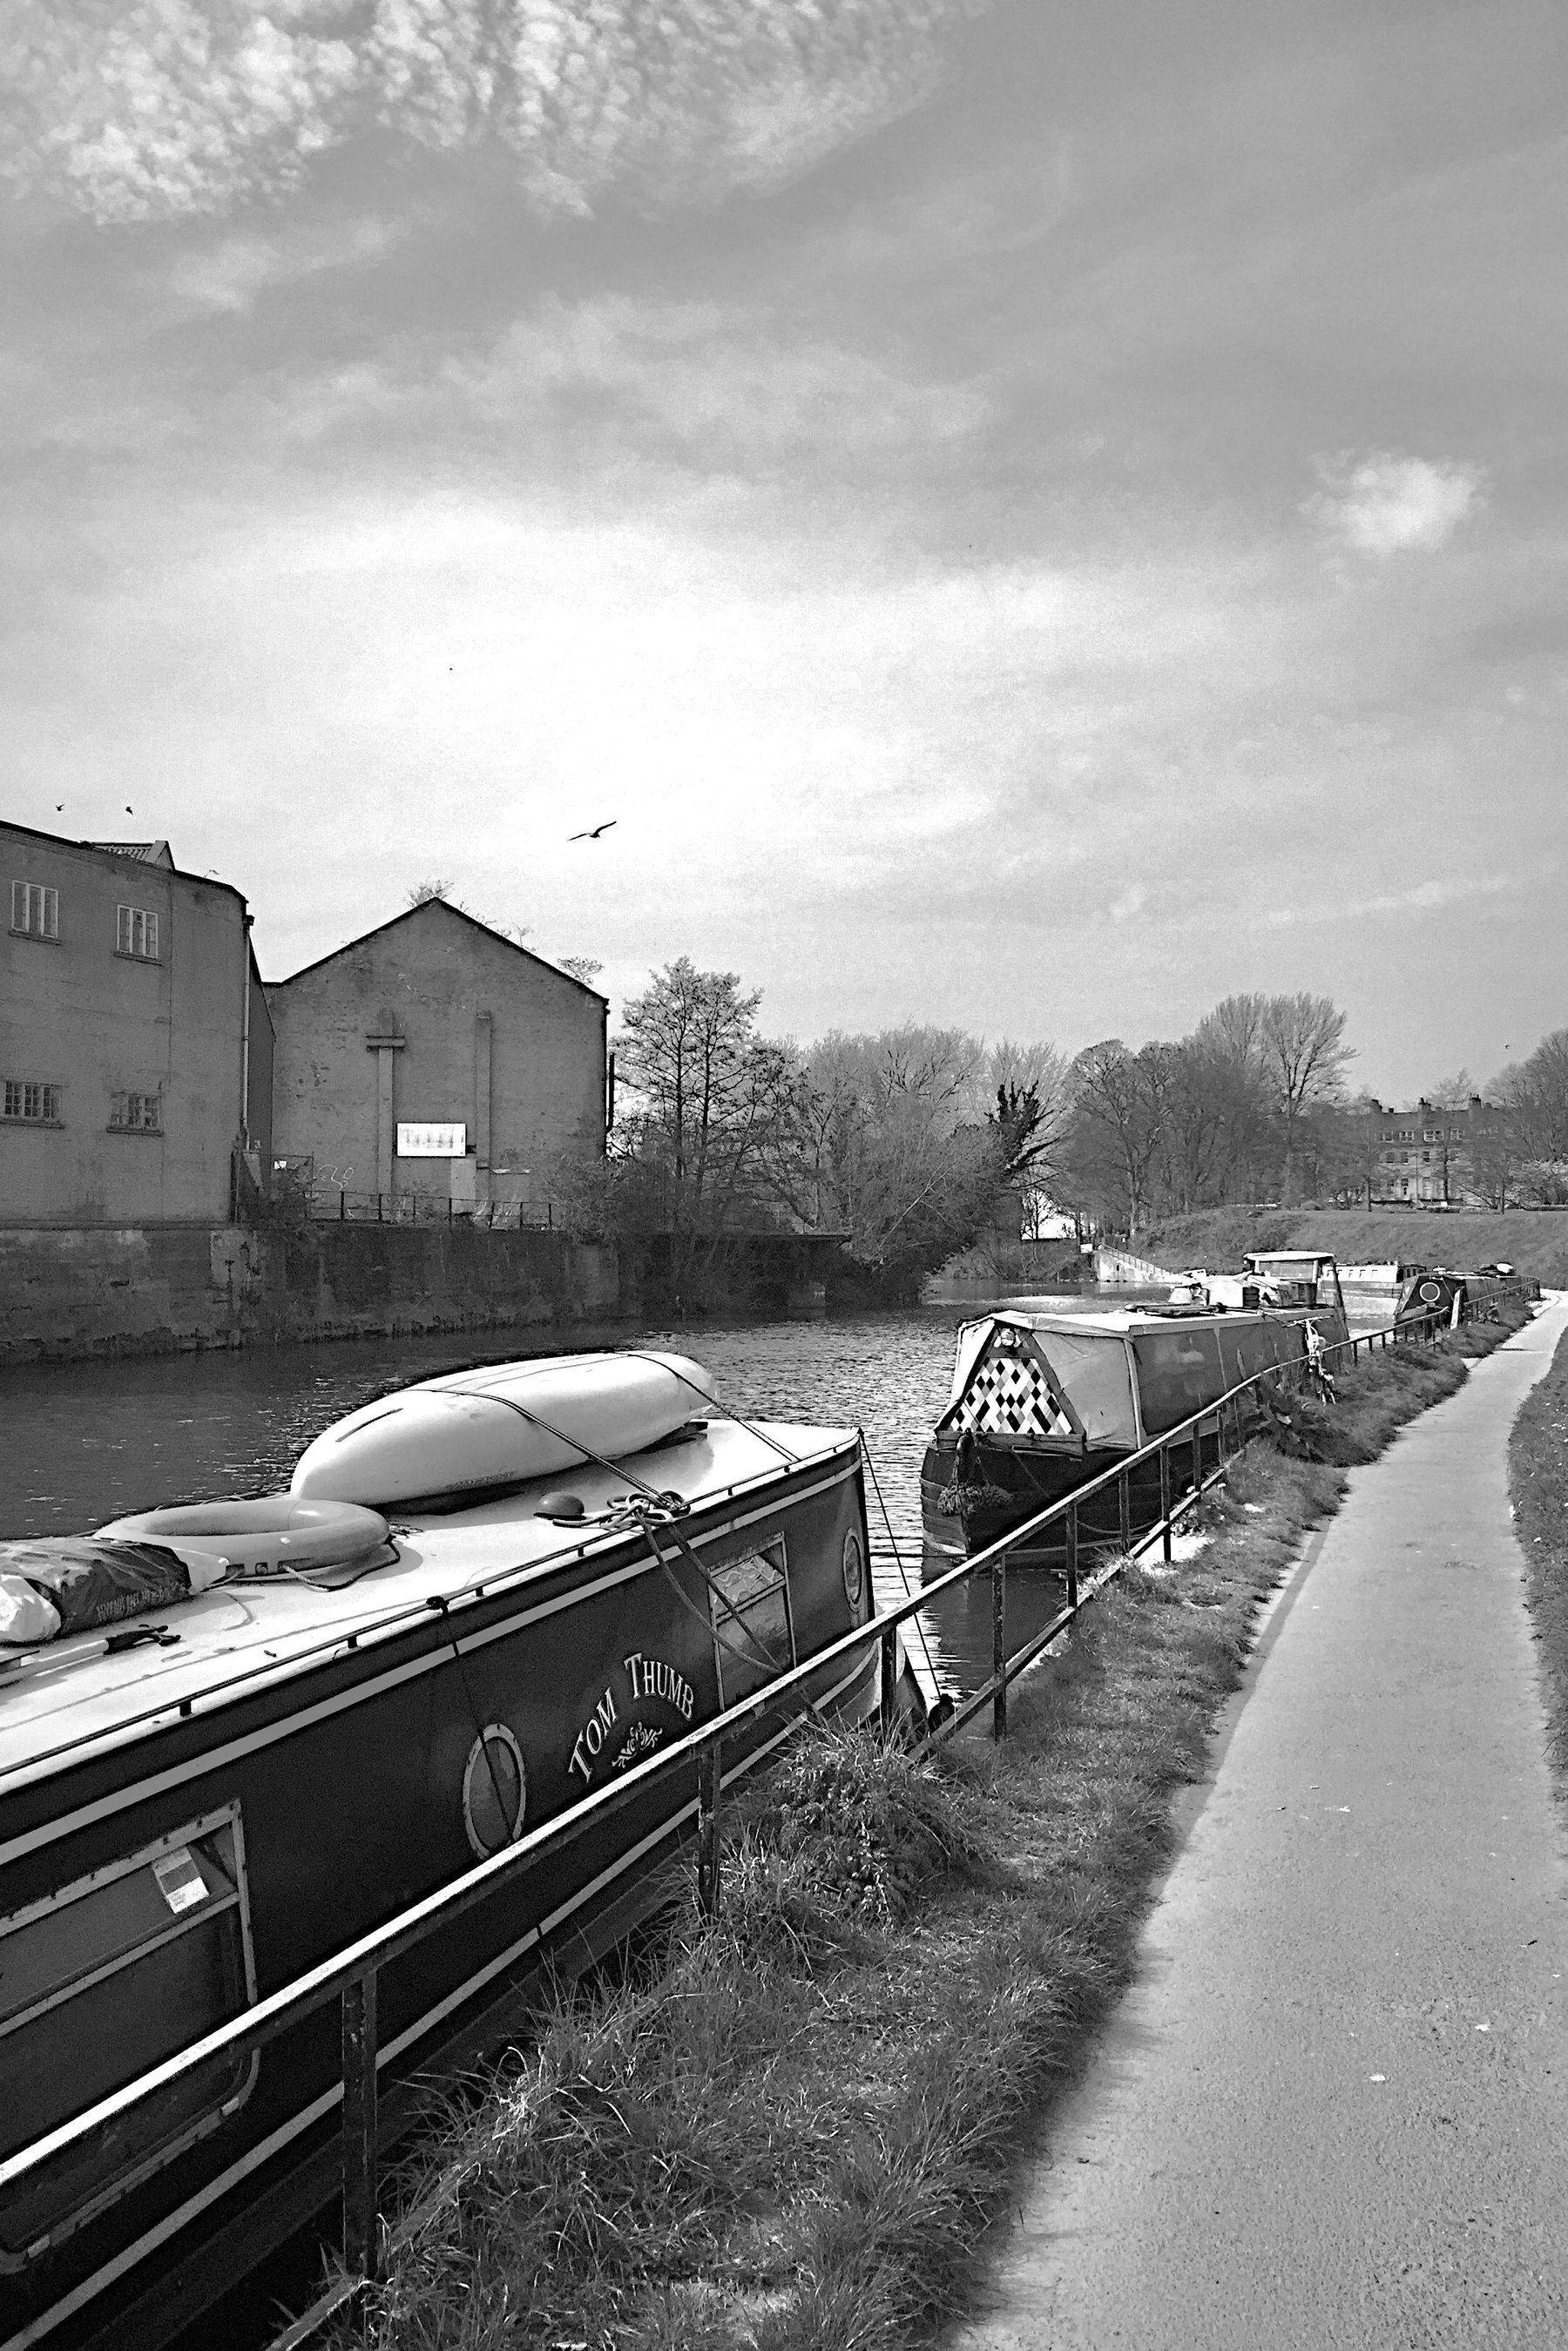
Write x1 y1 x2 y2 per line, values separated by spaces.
567 1652 696 1785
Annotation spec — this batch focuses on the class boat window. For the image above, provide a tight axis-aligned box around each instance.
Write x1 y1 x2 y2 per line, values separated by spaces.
707 1538 794 1708
1128 1326 1229 1438
1034 1329 1138 1447
0 1804 257 2269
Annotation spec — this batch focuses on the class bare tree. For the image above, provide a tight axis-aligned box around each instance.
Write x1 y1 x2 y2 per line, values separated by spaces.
1189 996 1278 1199
614 960 801 1286
1494 1031 1568 1161
1061 1039 1169 1235
1197 992 1270 1069
794 1026 997 1270
1258 994 1354 1201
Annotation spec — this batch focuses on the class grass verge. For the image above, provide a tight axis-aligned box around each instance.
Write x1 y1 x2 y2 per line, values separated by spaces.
336 1313 1529 2351
1509 1310 1568 1786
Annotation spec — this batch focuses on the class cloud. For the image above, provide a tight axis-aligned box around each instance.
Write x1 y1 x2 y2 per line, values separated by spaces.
2 0 987 224
166 213 410 312
1256 870 1535 929
1305 451 1484 557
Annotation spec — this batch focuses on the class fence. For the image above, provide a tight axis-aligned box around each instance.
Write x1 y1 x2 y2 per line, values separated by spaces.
0 1287 1531 2345
306 1188 561 1229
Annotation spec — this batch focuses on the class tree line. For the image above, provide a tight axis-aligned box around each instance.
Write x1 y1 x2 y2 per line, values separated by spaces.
555 958 1061 1297
555 957 1568 1290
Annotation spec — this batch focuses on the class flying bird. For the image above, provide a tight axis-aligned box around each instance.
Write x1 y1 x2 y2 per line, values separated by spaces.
125 805 133 814
569 821 617 841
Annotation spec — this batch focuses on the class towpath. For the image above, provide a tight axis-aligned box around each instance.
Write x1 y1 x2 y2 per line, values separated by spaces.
951 1295 1568 2351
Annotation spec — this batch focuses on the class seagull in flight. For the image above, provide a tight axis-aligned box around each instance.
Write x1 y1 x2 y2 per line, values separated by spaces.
569 820 617 841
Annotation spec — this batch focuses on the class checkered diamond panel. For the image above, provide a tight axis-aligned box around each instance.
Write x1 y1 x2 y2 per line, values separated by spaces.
954 1342 1076 1438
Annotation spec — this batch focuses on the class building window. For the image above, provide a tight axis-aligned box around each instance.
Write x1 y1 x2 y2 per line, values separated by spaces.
116 904 160 961
3 1078 63 1123
10 882 58 939
109 1091 162 1133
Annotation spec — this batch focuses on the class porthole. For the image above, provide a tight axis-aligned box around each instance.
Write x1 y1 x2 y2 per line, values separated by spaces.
1417 1279 1443 1304
462 1724 527 1860
841 1528 866 1612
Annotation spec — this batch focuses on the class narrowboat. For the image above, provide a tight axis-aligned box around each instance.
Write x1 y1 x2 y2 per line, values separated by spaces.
0 1350 909 2351
921 1260 1348 1561
1394 1261 1532 1327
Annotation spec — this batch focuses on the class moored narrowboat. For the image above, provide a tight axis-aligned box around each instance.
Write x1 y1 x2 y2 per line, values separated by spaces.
921 1277 1348 1561
1394 1261 1533 1327
0 1351 909 2351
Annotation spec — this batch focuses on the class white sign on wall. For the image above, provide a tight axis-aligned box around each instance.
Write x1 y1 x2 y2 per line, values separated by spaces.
396 1122 467 1159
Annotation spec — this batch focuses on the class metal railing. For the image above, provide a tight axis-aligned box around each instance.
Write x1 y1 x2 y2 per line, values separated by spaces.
306 1189 561 1229
0 1291 1528 2341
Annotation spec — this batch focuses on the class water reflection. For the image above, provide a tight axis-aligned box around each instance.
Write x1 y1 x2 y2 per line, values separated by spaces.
0 1286 1266 1699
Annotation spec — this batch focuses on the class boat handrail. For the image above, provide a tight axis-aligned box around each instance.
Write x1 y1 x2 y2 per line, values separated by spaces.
0 1283 1535 2318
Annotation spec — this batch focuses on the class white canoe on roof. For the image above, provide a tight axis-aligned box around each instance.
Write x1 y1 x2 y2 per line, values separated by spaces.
290 1349 718 1507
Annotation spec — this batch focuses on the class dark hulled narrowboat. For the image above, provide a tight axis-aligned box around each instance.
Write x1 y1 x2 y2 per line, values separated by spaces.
0 1352 909 2351
921 1276 1348 1561
1394 1262 1533 1328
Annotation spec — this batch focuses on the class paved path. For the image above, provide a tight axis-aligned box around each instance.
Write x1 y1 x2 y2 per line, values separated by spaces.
953 1299 1568 2351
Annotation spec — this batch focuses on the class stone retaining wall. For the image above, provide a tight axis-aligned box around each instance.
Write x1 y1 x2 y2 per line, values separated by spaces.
0 1222 621 1367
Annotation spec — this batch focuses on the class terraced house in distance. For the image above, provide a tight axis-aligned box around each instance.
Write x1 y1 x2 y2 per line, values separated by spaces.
0 821 273 1224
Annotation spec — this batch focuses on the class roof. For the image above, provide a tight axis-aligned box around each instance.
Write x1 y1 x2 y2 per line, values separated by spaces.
82 840 175 868
267 895 608 1003
0 821 245 909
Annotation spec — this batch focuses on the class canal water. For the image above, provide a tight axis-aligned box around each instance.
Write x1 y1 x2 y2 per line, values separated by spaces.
0 1296 1131 1699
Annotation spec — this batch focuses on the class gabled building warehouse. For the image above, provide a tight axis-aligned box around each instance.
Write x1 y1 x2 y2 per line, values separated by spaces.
266 899 607 1219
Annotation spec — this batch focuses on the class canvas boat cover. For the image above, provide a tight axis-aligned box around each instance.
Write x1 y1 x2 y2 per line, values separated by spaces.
944 1314 1138 1448
944 1309 1313 1450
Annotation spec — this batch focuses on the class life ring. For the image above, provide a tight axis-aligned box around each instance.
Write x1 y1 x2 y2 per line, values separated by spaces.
93 1497 391 1585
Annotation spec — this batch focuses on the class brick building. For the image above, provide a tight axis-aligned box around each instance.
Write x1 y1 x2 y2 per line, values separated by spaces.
1 822 271 1225
1357 1095 1503 1205
266 900 607 1218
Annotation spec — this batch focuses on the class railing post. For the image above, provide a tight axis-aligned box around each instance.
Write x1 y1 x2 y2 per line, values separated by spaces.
339 1188 346 1221
1191 1421 1203 1523
1065 1503 1078 1610
991 1555 1007 1742
341 1969 380 2289
1159 1443 1173 1564
697 1740 722 1920
1119 1468 1131 1551
880 1622 899 1736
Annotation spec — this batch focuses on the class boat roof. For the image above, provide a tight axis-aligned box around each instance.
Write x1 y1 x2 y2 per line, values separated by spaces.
1244 1251 1339 1271
0 1418 855 1796
980 1307 1288 1341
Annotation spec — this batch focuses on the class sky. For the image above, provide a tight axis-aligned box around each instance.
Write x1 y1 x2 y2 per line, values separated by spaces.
3 0 1565 1104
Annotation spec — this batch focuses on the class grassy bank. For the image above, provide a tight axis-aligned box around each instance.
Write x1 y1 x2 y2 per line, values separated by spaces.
338 1316 1526 2351
1144 1205 1568 1285
1509 1315 1568 1786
